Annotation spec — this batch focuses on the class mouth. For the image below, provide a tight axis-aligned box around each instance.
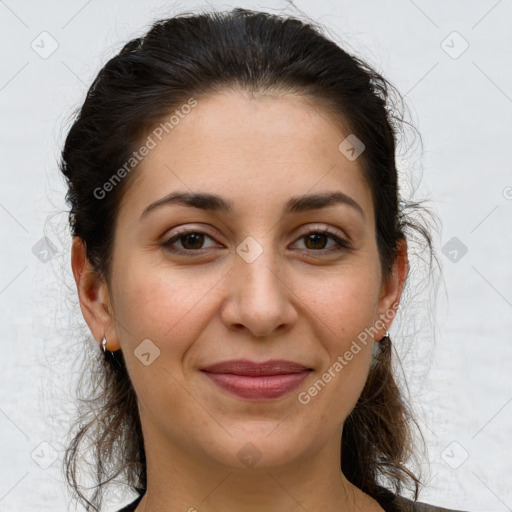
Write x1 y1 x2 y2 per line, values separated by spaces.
200 359 313 400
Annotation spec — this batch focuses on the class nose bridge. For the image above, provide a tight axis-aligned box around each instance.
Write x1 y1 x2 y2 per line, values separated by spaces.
222 233 295 336
235 233 283 301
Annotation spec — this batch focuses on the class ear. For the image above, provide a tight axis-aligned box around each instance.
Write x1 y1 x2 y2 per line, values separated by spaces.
375 236 408 340
71 236 121 351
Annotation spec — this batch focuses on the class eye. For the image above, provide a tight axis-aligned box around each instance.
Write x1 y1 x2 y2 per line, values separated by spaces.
292 228 351 255
161 230 221 255
161 227 351 257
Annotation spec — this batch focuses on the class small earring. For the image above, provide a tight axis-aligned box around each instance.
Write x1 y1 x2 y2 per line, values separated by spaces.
380 330 390 342
101 337 108 353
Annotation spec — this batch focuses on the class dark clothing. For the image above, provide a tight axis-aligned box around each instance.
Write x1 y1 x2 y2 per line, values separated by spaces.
116 493 143 512
116 486 468 511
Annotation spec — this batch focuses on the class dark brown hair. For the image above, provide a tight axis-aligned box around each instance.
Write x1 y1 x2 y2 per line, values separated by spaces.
60 7 438 511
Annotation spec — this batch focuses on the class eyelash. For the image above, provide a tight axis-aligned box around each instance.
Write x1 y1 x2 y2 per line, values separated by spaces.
161 227 351 257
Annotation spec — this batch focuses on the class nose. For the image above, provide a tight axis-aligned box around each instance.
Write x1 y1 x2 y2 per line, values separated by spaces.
219 241 298 338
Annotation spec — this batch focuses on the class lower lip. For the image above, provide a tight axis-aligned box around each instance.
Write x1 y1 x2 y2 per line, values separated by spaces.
201 370 311 400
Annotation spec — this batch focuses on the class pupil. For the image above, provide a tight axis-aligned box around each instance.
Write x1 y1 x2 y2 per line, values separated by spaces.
182 233 204 249
306 233 326 249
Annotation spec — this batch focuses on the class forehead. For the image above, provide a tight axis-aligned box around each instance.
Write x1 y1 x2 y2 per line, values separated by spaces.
118 89 374 223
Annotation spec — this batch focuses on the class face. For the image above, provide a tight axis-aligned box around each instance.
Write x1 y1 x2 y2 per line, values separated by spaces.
74 89 406 474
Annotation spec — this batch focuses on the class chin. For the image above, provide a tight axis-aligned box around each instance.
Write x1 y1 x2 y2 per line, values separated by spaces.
201 423 313 472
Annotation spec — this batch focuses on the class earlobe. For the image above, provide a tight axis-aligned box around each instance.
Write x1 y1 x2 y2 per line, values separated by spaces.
71 237 120 351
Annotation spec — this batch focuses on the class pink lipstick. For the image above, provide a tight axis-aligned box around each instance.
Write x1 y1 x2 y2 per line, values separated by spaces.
200 359 312 400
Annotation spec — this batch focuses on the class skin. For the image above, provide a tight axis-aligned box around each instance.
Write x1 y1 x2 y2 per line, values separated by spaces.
72 89 408 512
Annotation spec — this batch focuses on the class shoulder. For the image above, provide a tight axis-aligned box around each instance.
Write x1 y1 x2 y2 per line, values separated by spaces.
391 494 469 512
373 485 469 512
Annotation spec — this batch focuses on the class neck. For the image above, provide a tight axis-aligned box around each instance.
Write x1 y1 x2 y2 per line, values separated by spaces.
133 424 384 512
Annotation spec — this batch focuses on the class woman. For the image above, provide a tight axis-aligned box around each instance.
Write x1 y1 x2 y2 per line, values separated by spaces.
61 7 468 512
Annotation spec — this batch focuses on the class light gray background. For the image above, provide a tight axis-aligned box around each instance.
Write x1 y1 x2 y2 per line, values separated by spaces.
1 1 511 511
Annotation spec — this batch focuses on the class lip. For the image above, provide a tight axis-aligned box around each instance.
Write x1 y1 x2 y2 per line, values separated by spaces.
200 359 312 400
201 359 311 375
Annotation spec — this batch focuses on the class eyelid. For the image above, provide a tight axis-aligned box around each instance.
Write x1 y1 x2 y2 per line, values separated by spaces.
163 223 347 241
294 223 347 240
161 224 220 242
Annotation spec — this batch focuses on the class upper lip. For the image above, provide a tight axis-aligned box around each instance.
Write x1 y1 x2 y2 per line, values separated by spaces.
201 359 312 376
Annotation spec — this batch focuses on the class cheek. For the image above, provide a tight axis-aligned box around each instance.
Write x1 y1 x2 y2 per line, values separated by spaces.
302 263 381 341
115 259 221 343
298 268 379 412
112 259 233 406
112 262 221 422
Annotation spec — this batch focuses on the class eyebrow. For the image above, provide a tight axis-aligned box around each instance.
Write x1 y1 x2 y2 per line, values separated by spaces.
140 190 365 221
